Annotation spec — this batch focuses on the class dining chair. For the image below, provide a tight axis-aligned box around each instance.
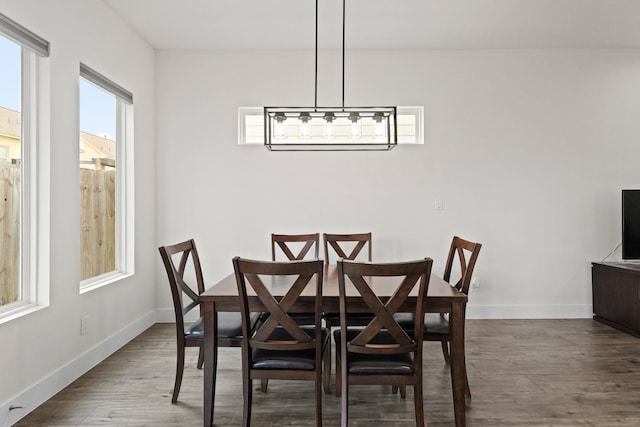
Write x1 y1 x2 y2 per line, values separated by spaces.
335 258 433 427
272 233 320 261
268 232 332 393
395 235 482 398
158 239 259 403
322 232 374 391
322 232 372 265
232 257 328 427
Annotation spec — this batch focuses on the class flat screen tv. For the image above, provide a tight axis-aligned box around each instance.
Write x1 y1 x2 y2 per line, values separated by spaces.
622 189 640 260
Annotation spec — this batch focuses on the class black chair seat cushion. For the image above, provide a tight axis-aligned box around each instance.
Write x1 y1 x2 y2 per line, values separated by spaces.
185 312 261 339
323 312 374 325
252 326 328 371
394 313 450 336
333 329 414 375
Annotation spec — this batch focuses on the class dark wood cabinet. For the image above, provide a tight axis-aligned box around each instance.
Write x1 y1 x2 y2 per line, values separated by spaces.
592 262 640 337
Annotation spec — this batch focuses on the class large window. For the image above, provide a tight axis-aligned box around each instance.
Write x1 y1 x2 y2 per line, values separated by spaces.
0 12 49 318
79 64 134 290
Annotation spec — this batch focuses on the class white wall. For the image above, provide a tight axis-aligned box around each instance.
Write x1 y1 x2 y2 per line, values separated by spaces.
0 1 156 425
155 48 640 320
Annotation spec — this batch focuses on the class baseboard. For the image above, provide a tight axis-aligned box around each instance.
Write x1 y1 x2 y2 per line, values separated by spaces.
0 310 156 427
466 304 593 319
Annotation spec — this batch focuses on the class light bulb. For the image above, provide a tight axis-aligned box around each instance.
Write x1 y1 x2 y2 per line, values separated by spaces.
299 112 311 139
348 112 361 139
373 112 386 140
274 112 287 139
323 112 336 139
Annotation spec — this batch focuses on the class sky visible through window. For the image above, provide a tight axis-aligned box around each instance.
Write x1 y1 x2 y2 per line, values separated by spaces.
0 36 20 112
0 33 116 139
80 78 116 140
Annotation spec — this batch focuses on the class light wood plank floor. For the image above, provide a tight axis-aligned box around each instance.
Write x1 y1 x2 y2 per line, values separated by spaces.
14 319 640 426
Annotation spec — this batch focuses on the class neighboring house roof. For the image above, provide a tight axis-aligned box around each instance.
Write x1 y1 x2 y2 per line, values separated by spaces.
0 106 20 138
0 105 115 159
80 131 116 160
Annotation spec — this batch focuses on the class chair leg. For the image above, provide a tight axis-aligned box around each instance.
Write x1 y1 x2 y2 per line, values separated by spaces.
323 341 331 394
464 358 471 399
260 379 268 393
316 370 323 426
197 344 204 369
172 342 185 403
391 385 406 398
340 364 348 427
335 353 342 398
242 378 252 427
414 383 425 427
441 341 451 365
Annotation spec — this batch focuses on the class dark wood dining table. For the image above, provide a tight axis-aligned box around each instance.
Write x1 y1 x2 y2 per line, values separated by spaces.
200 264 468 427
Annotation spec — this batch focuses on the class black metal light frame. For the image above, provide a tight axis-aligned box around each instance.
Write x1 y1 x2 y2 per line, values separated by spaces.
264 0 398 151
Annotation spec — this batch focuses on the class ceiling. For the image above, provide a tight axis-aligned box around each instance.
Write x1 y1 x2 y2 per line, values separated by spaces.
103 0 640 51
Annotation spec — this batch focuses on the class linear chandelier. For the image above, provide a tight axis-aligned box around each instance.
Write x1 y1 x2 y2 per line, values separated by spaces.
264 0 397 151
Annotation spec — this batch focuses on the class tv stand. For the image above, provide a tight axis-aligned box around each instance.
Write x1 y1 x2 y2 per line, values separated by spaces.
592 262 640 337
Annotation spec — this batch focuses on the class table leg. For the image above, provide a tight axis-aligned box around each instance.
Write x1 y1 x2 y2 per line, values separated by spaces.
449 302 466 427
203 302 218 427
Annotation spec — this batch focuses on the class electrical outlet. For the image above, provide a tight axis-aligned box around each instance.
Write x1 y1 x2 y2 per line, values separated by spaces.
435 198 444 211
80 316 89 335
471 277 480 291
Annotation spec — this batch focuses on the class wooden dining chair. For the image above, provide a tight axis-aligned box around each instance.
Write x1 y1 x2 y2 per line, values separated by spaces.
322 232 372 265
335 258 433 427
272 233 320 261
158 239 259 403
322 232 374 391
232 257 328 427
396 235 482 398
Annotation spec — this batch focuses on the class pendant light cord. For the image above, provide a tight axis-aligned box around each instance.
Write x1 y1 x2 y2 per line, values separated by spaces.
314 0 318 109
315 0 346 110
342 0 346 109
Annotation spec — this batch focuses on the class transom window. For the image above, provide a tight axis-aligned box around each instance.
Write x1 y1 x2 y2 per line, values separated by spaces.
238 106 424 145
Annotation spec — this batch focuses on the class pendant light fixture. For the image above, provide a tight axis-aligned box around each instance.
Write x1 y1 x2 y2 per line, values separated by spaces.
264 0 397 151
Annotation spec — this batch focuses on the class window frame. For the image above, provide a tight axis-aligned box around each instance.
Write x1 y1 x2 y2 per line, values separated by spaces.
238 106 424 146
78 64 135 293
0 18 50 322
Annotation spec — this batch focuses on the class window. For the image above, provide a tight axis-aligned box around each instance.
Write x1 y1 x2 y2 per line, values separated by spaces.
238 106 424 145
0 12 49 319
79 63 134 291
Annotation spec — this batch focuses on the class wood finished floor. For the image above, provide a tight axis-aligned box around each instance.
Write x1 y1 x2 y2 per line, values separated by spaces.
14 319 640 426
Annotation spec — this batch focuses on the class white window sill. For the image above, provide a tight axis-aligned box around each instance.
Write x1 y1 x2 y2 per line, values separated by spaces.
0 302 48 325
80 271 133 294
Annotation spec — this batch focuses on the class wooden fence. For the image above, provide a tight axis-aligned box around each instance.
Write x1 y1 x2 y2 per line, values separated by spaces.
0 166 116 305
0 164 20 306
80 169 116 281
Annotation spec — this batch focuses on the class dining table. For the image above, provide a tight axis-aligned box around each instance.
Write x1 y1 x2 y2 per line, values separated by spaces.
200 263 469 427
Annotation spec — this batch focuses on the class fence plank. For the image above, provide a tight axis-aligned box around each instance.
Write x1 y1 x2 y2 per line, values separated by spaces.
105 170 116 273
80 169 94 281
79 168 116 281
0 165 20 306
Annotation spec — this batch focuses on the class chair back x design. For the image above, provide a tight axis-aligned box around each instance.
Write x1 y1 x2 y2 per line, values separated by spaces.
271 233 320 261
444 236 482 295
336 258 432 426
232 257 327 426
323 232 372 264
